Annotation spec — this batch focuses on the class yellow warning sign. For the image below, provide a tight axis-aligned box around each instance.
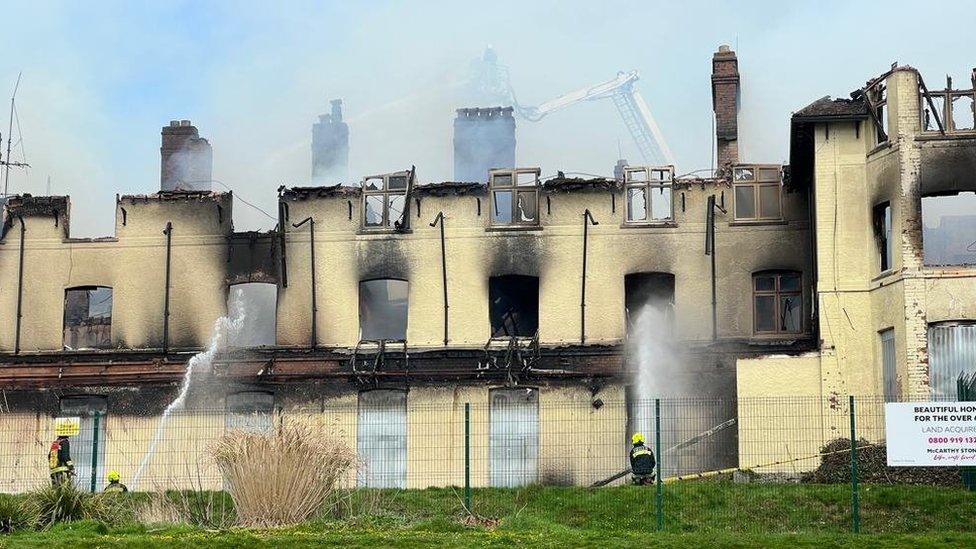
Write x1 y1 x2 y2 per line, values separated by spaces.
54 417 81 437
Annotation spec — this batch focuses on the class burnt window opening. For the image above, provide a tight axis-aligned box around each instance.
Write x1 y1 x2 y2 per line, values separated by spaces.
359 279 409 341
920 76 975 133
921 191 976 267
752 271 802 336
732 165 783 222
873 202 893 272
869 83 888 144
362 171 410 230
225 391 275 433
63 286 113 350
624 272 675 334
227 283 277 347
489 275 539 338
624 166 674 223
489 168 540 227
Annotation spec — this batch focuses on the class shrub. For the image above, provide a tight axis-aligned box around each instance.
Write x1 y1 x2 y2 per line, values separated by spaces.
0 493 34 532
209 419 356 527
802 438 962 486
24 483 130 529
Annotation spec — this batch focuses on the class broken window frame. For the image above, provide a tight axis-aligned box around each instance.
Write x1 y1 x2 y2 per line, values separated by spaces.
488 168 541 228
62 286 113 351
919 74 976 134
361 170 411 231
873 201 893 273
752 271 802 336
623 166 674 224
732 165 783 222
866 82 889 145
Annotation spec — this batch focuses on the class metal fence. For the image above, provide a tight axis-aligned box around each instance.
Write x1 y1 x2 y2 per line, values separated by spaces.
0 394 972 534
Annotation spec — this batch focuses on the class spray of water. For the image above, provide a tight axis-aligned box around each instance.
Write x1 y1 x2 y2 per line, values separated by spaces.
130 297 247 489
627 304 681 439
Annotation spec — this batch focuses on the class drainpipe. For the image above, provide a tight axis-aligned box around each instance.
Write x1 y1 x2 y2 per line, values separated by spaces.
277 187 289 288
429 212 448 346
13 216 25 354
705 195 727 342
292 217 317 348
162 222 173 354
581 209 599 344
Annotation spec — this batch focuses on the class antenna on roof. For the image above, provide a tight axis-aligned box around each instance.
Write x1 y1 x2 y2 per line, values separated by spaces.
2 72 29 196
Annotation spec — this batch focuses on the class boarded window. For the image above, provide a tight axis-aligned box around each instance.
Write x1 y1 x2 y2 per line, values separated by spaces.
922 192 976 267
357 390 407 488
489 275 539 338
873 202 893 272
359 279 409 341
753 271 802 335
225 391 274 433
490 388 538 487
63 287 112 350
227 283 277 347
928 322 976 400
59 396 107 491
880 329 897 401
624 272 675 333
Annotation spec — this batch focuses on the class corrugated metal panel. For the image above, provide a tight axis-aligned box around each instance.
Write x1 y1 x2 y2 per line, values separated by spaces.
880 329 897 401
225 391 274 433
490 388 539 487
60 396 107 491
929 323 976 400
357 390 406 488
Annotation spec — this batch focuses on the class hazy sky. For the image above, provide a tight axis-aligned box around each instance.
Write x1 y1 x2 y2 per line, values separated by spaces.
2 1 974 235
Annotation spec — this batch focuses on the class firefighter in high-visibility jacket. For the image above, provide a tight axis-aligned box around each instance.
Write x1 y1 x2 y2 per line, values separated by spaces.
630 432 656 485
103 470 128 493
49 435 75 486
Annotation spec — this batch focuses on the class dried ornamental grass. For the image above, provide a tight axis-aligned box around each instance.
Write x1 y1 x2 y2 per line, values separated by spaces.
209 419 355 527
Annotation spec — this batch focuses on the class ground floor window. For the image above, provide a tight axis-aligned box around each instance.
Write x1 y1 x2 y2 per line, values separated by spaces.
880 329 897 401
58 396 107 491
357 390 407 488
225 391 275 433
929 322 976 399
489 388 539 487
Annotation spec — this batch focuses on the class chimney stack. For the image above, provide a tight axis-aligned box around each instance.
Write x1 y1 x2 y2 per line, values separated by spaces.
160 120 212 191
311 98 350 184
453 106 516 182
711 45 740 170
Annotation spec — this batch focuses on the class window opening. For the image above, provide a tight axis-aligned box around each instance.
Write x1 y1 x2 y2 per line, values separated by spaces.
489 168 541 226
359 279 409 341
63 286 113 350
733 165 782 221
753 271 802 335
489 275 539 338
624 166 674 223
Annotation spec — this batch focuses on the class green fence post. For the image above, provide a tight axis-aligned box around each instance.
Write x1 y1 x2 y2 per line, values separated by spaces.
89 412 100 493
464 402 471 514
655 398 663 532
849 395 860 534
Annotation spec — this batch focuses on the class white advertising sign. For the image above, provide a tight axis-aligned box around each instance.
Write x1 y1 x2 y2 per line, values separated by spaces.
885 402 976 466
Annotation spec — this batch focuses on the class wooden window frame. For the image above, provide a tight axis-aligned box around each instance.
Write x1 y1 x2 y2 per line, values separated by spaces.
361 171 411 230
488 168 541 228
752 271 802 336
623 166 674 224
732 164 784 222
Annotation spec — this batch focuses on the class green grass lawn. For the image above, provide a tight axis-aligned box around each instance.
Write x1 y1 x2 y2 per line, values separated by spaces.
2 483 974 547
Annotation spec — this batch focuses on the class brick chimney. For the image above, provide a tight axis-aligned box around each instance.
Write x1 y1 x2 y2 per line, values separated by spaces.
711 45 740 169
160 120 213 191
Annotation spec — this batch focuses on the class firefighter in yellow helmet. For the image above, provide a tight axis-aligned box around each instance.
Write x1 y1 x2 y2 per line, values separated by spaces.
48 435 75 486
103 470 128 493
629 432 656 485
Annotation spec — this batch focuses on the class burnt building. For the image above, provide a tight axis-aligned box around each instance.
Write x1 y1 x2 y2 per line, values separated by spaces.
160 120 213 191
453 107 516 182
311 99 350 184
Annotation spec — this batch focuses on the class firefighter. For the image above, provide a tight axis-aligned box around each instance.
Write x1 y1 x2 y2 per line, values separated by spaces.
630 432 656 485
103 470 128 493
48 435 75 486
